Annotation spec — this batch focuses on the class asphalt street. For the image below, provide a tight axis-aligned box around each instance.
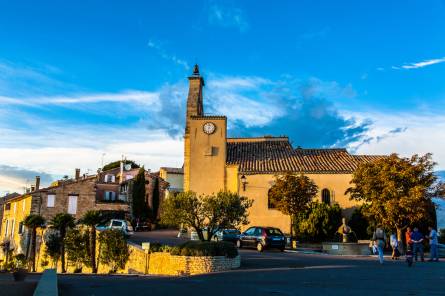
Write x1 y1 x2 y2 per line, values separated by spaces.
58 249 445 296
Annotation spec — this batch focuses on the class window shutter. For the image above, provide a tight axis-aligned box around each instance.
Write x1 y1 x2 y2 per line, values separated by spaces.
68 196 78 214
47 195 55 207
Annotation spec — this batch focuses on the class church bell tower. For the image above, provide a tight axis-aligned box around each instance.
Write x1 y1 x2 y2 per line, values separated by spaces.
183 65 227 194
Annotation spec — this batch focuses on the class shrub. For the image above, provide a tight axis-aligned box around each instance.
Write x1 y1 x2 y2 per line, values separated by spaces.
65 227 90 270
294 202 342 243
98 229 129 272
166 241 238 258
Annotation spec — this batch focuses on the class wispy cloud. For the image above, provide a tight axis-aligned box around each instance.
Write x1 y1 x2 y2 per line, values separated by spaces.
207 2 249 32
391 57 445 70
147 40 189 70
0 90 158 106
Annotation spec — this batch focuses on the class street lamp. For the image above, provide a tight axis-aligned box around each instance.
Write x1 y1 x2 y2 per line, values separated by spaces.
241 175 247 191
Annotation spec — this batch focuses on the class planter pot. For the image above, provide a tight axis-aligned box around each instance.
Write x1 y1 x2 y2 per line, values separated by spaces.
13 269 27 281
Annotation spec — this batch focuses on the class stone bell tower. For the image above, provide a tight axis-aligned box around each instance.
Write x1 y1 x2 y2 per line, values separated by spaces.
184 65 205 191
185 64 204 135
183 65 227 194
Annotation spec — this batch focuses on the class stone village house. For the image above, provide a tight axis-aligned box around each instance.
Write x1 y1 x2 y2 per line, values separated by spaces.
0 166 167 259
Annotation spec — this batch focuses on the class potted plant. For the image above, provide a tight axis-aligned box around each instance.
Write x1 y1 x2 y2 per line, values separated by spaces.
12 254 28 281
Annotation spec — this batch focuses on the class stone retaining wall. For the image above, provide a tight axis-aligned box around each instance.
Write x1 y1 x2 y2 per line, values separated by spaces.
148 252 241 276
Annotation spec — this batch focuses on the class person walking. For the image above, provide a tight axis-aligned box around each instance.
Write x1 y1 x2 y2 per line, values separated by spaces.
405 227 413 252
410 227 424 262
426 226 439 262
372 226 386 264
390 233 400 260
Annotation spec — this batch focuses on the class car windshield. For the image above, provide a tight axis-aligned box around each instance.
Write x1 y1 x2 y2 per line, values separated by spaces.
266 228 283 236
112 221 122 227
224 230 240 234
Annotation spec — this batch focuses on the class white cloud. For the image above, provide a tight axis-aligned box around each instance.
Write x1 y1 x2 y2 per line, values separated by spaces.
345 111 445 170
147 39 190 70
207 3 249 32
392 57 445 70
0 90 159 106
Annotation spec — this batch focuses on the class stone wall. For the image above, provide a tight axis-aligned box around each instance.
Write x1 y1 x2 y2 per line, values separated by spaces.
34 231 239 276
148 252 240 276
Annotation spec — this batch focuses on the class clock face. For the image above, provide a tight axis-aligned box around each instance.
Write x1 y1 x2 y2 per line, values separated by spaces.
203 122 216 134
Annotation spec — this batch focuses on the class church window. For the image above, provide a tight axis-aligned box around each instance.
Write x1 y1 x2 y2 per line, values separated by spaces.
321 189 331 204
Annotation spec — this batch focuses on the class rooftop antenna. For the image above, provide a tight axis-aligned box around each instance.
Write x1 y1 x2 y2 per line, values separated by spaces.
101 153 106 169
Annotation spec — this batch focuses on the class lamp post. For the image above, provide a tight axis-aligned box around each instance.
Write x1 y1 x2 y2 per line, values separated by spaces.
240 175 247 191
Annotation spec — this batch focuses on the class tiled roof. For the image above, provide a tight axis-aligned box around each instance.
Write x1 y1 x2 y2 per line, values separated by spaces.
226 137 385 174
160 167 184 174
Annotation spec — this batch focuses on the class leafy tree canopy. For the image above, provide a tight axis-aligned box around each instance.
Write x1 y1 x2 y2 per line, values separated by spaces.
161 191 253 241
102 160 140 171
269 173 318 216
295 202 342 242
346 153 443 239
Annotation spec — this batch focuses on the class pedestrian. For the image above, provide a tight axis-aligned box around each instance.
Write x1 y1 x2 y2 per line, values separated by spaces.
410 227 424 262
372 226 386 264
405 227 413 252
390 233 400 260
426 226 439 262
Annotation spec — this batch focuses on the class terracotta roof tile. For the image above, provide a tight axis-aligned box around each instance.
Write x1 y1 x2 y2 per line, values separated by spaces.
226 137 385 174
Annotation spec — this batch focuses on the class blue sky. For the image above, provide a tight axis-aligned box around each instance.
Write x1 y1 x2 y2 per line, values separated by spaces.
1 0 445 193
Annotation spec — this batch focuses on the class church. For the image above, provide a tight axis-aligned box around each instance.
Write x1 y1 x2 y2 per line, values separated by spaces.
182 65 384 233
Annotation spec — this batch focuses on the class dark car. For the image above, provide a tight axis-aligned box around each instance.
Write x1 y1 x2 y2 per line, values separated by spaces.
236 226 286 252
213 229 241 243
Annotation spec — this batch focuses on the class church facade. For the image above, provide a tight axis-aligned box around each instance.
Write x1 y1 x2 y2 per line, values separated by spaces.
182 65 384 233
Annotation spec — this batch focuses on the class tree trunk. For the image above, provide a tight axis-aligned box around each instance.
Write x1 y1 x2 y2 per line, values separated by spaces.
90 226 97 273
396 227 404 254
30 227 37 272
196 228 205 241
290 215 294 239
60 228 66 273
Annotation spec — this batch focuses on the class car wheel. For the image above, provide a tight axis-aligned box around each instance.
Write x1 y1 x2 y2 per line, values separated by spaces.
280 247 285 252
236 240 242 248
257 242 264 252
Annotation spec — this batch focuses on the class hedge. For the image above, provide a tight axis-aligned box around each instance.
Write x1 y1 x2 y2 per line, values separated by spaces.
148 241 238 258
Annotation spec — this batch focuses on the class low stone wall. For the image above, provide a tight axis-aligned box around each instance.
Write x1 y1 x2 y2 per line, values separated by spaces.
148 252 241 276
322 242 371 255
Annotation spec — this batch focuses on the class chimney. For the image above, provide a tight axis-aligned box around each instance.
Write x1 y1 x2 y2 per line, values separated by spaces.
75 168 81 181
35 176 41 191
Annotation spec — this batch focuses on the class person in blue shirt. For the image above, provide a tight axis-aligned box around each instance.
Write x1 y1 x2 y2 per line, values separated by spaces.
426 226 439 262
410 227 424 262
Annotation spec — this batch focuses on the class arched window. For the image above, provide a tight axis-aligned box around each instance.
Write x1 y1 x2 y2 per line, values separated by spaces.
267 189 276 209
321 189 331 204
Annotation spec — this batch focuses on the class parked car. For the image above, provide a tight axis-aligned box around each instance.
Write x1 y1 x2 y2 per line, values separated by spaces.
236 226 286 252
97 219 134 236
212 229 240 243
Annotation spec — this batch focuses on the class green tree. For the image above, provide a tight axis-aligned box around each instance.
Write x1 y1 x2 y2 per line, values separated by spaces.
295 202 342 242
23 214 46 272
348 206 373 240
79 210 102 273
161 191 253 241
65 227 90 272
43 231 61 267
346 153 441 248
151 177 160 223
48 213 75 273
132 168 148 221
98 229 129 273
268 173 318 237
102 160 139 171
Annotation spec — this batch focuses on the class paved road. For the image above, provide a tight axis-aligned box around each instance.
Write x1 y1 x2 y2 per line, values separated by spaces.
59 249 445 296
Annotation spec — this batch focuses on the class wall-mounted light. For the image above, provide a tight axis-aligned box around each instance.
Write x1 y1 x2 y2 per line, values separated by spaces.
240 175 247 191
